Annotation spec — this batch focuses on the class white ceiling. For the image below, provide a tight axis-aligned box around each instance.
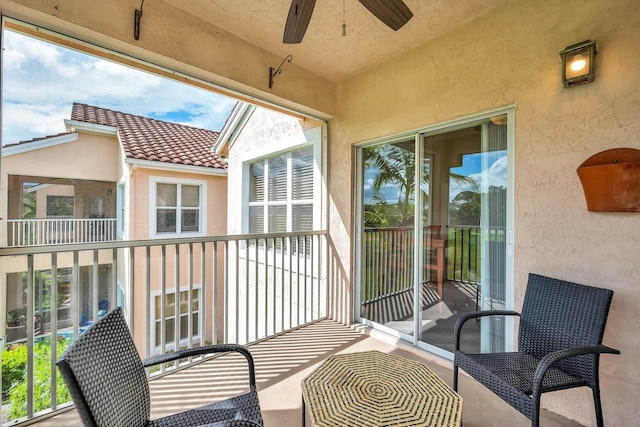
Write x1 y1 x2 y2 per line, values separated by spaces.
160 0 509 83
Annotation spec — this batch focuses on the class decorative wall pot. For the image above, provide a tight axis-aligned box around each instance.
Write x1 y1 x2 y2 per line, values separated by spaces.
577 148 640 212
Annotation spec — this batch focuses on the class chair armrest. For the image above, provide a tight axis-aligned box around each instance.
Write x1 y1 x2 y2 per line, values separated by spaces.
532 345 620 397
199 421 263 427
142 344 257 386
454 310 520 351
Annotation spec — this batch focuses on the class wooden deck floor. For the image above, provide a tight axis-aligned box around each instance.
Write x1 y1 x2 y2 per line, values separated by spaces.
32 320 582 427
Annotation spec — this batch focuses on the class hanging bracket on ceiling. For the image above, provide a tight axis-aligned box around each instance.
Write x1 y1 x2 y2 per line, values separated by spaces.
134 0 145 40
269 55 293 89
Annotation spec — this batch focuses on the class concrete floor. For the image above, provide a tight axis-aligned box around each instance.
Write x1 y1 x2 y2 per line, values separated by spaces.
32 320 585 427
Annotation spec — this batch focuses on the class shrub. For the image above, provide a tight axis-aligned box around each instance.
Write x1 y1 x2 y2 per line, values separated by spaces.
2 343 27 395
2 339 72 420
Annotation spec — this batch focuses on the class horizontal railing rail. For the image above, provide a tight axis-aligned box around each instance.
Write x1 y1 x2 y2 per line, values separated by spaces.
7 218 118 247
0 230 327 425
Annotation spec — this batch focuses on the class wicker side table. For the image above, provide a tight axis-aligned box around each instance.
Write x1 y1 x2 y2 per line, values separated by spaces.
302 351 462 427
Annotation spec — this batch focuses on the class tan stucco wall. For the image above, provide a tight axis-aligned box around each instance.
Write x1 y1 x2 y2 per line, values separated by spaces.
33 184 73 218
1 133 120 245
127 166 227 349
2 133 120 182
329 0 640 425
127 167 227 239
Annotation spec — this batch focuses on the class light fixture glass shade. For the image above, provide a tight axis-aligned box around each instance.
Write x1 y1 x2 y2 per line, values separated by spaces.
560 40 596 88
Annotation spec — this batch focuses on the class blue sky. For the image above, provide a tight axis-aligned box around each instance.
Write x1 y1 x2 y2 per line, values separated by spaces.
1 29 237 145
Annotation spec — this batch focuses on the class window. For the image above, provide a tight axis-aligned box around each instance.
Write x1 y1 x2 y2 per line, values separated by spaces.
153 288 200 352
150 177 206 237
248 146 314 234
46 195 74 218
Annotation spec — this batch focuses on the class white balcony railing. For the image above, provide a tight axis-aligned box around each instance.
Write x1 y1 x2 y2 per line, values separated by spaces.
7 218 118 247
0 231 327 425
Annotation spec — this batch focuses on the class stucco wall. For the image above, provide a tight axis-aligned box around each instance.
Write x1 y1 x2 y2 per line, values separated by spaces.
127 166 227 349
2 132 120 181
329 0 640 425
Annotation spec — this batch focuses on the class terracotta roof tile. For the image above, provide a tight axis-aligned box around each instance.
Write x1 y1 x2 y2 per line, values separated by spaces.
70 103 227 170
4 132 76 148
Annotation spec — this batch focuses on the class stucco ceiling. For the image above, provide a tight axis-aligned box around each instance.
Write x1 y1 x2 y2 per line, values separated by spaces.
160 0 509 83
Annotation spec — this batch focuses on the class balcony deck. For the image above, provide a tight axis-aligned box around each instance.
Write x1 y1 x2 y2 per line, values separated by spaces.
32 320 581 427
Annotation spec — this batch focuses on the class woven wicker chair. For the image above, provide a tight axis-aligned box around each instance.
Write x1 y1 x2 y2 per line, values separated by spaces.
453 273 619 427
56 307 263 427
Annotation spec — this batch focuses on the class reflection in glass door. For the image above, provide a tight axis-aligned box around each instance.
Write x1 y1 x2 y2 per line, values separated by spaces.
357 112 512 356
359 138 418 336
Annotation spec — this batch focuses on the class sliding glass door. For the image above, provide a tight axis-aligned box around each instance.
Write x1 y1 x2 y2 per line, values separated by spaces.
357 111 513 356
359 137 418 334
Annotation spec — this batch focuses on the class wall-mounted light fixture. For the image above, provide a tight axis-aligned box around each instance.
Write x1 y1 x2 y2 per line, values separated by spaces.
269 55 293 89
559 40 596 88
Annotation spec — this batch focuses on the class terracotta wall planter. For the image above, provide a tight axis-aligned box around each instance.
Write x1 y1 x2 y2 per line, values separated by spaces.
577 148 640 212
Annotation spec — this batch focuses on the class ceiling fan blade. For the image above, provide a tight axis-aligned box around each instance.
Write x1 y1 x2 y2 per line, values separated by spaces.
358 0 413 31
283 0 316 44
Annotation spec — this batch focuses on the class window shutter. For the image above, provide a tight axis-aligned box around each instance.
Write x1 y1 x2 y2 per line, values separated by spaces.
292 204 313 231
249 161 265 202
249 206 264 233
268 205 287 233
268 154 288 201
292 146 314 200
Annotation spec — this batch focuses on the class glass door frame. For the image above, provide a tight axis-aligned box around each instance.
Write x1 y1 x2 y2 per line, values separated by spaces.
353 106 516 358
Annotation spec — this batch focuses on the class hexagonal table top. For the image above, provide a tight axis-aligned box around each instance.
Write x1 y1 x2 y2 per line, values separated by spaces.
302 350 462 427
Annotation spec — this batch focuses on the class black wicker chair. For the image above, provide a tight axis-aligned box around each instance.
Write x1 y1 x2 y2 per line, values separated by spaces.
56 307 263 427
453 273 619 427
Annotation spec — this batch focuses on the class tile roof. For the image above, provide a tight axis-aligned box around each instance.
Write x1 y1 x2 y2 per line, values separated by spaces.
3 132 76 148
70 103 227 170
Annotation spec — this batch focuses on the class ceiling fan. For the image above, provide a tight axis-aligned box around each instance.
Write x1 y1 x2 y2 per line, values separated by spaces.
283 0 413 44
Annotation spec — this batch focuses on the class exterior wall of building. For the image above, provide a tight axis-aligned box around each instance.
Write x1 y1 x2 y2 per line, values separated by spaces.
126 166 227 351
1 132 120 182
1 132 120 243
127 166 227 240
329 0 640 425
224 108 327 343
33 184 74 218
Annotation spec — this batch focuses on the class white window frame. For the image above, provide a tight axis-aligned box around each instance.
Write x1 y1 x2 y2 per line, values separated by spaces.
150 285 202 354
149 176 207 238
246 145 315 235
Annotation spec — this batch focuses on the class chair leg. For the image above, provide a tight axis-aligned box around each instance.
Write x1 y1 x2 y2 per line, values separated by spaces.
531 392 541 427
453 365 459 391
531 411 540 427
593 388 604 427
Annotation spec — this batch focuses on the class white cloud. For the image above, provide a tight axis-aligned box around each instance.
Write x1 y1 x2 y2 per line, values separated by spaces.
473 155 507 192
3 102 69 143
449 155 507 200
2 30 235 144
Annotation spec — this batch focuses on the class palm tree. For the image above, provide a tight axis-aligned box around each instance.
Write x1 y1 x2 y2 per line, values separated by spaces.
364 144 477 227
